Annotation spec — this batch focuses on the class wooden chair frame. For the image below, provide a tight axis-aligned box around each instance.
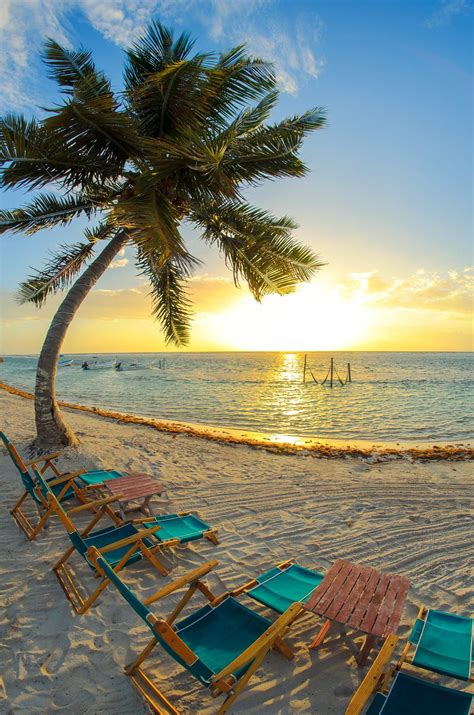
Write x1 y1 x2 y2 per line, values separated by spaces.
345 634 399 715
7 441 94 540
396 604 474 683
91 553 300 715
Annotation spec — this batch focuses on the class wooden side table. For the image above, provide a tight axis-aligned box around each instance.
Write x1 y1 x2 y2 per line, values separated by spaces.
304 558 409 666
103 472 167 520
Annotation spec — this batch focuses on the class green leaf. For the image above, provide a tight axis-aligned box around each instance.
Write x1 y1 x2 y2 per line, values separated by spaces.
42 39 110 95
17 241 97 305
0 192 97 235
137 249 197 345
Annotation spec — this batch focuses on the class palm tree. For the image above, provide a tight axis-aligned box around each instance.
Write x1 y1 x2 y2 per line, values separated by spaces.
0 22 325 448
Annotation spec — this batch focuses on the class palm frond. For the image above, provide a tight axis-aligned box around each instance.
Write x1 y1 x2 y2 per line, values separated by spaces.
192 199 323 299
124 22 195 94
111 187 188 259
0 192 97 235
137 248 197 345
204 47 276 127
17 241 97 305
0 113 120 190
42 39 110 95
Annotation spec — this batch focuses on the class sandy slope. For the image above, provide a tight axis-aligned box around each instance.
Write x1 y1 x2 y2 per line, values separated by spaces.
0 390 472 714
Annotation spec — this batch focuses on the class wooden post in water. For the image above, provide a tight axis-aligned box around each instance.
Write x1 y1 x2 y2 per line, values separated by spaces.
330 357 334 388
303 354 307 384
347 363 352 383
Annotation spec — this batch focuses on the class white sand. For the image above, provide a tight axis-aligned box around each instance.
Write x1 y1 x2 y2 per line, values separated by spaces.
1 389 472 714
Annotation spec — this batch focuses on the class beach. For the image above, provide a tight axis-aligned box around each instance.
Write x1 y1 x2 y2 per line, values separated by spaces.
1 388 472 714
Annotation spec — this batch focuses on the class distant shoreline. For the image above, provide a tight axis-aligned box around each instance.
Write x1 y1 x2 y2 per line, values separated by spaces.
1 380 472 462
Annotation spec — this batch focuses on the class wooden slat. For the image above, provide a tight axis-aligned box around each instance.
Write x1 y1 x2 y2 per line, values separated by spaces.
380 576 410 637
323 562 361 621
346 567 381 631
335 564 373 623
314 561 357 616
304 560 345 612
358 573 391 634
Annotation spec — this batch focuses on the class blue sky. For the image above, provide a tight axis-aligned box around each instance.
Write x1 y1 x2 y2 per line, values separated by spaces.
0 0 472 352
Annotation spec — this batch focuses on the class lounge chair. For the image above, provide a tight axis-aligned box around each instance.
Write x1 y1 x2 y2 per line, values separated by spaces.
346 634 473 715
397 605 473 682
34 469 218 613
33 467 171 613
2 432 96 539
231 559 324 613
1 430 124 489
90 550 300 714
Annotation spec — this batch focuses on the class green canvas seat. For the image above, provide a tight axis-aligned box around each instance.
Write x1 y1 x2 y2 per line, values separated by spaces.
77 469 124 487
144 513 212 544
247 563 324 613
175 596 272 683
365 671 472 715
92 552 299 714
82 522 155 568
409 609 473 680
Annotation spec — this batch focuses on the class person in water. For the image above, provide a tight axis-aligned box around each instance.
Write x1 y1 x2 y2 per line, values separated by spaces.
82 361 89 370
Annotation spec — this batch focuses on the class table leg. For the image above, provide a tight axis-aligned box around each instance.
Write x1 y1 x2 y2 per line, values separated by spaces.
309 619 332 649
143 495 155 517
357 634 376 667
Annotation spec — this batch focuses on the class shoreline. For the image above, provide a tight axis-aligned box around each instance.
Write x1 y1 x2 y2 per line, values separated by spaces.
1 380 472 461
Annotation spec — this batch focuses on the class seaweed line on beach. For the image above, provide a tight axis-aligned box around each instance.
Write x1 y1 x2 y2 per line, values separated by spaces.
1 381 472 462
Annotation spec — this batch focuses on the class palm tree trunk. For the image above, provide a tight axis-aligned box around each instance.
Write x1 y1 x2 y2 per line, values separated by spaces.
33 231 128 449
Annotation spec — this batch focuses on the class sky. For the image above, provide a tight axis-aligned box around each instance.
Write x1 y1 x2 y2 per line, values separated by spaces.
0 0 472 353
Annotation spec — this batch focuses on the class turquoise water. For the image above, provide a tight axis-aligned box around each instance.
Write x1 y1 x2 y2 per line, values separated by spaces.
1 352 472 444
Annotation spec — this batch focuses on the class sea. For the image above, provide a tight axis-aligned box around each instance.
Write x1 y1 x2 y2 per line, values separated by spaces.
1 352 472 445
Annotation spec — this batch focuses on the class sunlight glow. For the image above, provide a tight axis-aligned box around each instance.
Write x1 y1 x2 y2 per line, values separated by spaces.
208 283 371 351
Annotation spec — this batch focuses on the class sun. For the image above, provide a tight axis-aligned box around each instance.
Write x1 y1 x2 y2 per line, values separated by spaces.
207 282 372 351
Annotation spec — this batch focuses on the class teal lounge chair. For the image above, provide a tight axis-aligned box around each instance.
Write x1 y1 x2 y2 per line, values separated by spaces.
346 634 472 715
33 467 166 613
2 433 95 539
91 551 299 714
232 559 324 614
398 605 473 681
1 430 124 488
365 672 472 715
142 512 219 546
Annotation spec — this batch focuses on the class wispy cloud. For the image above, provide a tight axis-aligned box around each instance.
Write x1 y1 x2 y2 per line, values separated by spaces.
347 267 474 315
109 257 129 269
0 0 325 110
425 0 473 28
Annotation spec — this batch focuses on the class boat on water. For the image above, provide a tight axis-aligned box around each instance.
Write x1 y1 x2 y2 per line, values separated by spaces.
114 361 143 372
81 360 115 370
58 359 74 367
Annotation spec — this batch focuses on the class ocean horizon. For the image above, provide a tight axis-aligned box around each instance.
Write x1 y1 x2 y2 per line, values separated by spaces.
2 351 472 445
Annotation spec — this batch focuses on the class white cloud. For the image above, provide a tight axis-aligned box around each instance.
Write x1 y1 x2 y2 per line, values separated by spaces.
425 0 473 28
0 0 325 110
109 257 129 269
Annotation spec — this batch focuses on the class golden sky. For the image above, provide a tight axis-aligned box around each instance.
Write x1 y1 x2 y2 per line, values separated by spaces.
2 266 472 353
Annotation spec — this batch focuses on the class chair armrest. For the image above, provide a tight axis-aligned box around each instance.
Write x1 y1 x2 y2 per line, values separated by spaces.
212 602 302 684
97 524 163 553
26 451 62 465
40 470 85 487
143 560 218 606
345 634 399 715
68 494 121 513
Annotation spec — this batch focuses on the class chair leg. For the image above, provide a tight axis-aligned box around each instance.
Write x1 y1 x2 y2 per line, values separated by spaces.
204 530 219 545
309 618 332 649
273 635 295 660
126 637 179 715
218 646 269 715
140 542 169 576
10 493 52 540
